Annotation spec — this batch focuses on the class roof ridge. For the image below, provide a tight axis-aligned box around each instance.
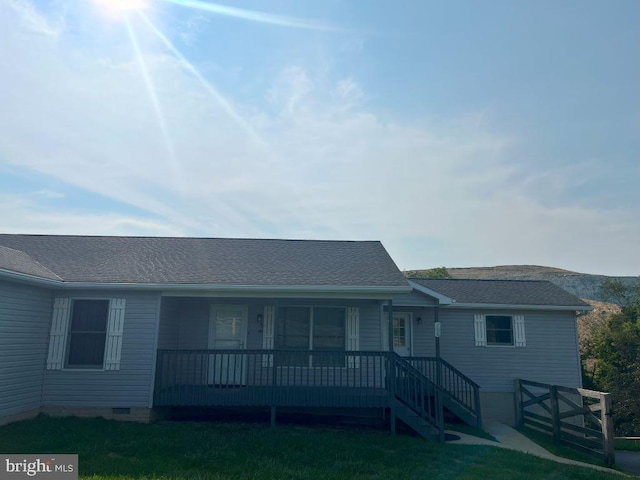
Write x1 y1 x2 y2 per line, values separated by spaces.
408 277 553 284
0 234 381 244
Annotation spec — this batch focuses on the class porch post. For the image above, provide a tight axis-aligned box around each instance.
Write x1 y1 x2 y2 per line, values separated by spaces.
434 306 444 441
387 299 396 435
271 300 279 428
434 307 441 387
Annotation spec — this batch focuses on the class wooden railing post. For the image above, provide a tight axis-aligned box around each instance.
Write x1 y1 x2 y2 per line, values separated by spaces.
387 300 396 435
388 352 396 434
601 393 615 466
474 384 482 429
514 379 522 428
271 350 278 428
550 385 561 444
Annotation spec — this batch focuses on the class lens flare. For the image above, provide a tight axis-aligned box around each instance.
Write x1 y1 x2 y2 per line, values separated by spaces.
94 0 150 17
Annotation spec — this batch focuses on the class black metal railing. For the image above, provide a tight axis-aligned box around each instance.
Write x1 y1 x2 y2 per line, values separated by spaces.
407 356 482 427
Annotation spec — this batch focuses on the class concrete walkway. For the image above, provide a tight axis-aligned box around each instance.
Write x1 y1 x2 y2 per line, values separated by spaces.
446 421 629 476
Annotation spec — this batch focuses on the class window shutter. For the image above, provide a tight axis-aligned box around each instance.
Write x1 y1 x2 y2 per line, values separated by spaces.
347 307 360 368
514 315 526 347
474 314 486 347
104 299 126 371
262 305 275 367
47 298 71 370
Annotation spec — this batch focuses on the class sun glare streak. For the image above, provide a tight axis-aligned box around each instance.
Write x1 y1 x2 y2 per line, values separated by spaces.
94 0 150 17
124 13 183 185
137 11 263 145
158 0 338 31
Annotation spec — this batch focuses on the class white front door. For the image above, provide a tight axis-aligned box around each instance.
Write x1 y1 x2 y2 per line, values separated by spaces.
393 313 412 357
208 305 248 385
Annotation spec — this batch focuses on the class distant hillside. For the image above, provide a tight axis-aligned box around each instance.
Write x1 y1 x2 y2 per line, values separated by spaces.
404 265 639 302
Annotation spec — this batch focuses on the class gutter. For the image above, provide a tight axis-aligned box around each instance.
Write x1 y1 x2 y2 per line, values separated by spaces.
0 268 412 296
443 302 593 312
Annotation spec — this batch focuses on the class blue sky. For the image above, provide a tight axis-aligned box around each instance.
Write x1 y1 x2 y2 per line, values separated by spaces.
0 0 638 275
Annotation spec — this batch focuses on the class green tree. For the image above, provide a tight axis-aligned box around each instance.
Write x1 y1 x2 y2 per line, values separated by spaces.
583 279 640 435
411 267 451 279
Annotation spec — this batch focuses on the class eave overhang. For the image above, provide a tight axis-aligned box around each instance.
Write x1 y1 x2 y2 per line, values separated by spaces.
443 302 593 312
407 280 455 305
0 268 411 299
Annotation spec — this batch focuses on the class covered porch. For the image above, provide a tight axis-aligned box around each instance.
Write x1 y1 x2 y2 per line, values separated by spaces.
153 296 481 434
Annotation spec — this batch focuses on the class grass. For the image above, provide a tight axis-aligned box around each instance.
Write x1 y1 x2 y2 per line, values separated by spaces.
0 416 620 480
517 427 609 468
616 439 640 451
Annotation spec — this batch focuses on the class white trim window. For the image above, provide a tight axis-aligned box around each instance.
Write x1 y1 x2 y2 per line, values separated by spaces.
47 298 126 370
275 306 353 367
474 314 526 347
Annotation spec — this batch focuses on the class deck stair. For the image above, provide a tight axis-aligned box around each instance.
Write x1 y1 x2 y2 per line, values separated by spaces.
407 356 482 428
390 354 444 441
394 401 441 441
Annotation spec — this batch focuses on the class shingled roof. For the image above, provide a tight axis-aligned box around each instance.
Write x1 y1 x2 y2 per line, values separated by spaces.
409 278 590 308
0 234 408 290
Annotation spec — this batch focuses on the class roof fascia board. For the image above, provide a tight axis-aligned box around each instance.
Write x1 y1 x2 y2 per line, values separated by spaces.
444 302 593 312
407 280 455 305
0 269 410 296
161 290 395 300
0 269 63 287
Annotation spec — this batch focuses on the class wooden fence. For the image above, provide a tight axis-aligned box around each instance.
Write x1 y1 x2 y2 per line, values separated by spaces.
515 379 615 466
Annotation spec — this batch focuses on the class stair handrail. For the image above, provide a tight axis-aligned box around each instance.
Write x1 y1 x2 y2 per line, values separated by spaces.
406 356 482 427
390 353 445 439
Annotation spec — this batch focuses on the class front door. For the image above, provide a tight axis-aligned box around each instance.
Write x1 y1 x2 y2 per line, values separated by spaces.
393 313 412 357
208 305 248 385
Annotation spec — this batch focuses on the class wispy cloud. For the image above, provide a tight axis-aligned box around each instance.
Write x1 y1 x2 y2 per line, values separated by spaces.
0 1 638 275
6 0 63 37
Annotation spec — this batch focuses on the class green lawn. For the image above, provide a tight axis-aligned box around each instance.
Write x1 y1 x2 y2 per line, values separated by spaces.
516 426 609 468
616 439 640 451
0 416 619 480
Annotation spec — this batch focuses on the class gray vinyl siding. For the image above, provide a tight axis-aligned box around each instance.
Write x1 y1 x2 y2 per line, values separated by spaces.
0 280 52 417
42 290 161 408
437 308 582 392
358 305 382 351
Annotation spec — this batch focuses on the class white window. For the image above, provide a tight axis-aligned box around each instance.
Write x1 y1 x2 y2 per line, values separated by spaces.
47 298 126 370
474 314 526 347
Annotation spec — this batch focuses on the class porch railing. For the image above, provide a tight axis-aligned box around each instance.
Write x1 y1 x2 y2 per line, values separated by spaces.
154 349 390 409
153 349 466 436
407 356 482 427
